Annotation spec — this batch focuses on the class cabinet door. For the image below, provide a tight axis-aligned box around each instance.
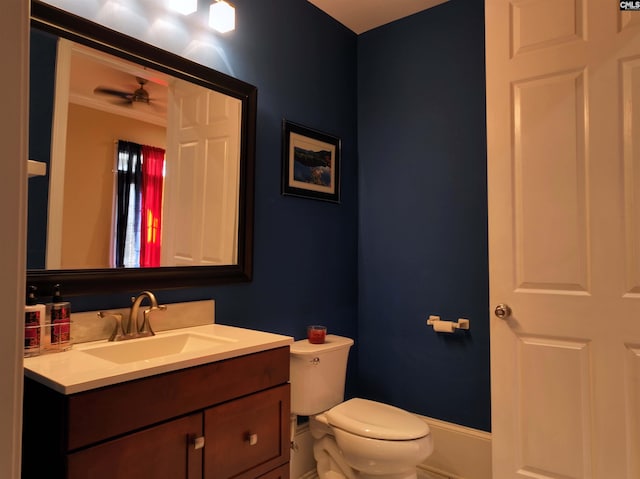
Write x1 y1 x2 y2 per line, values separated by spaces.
67 413 202 479
204 384 290 479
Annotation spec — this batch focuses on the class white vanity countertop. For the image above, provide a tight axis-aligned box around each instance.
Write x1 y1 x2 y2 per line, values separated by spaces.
23 324 293 395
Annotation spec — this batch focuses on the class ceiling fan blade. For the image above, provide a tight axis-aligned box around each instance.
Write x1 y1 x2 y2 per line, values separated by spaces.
94 86 132 99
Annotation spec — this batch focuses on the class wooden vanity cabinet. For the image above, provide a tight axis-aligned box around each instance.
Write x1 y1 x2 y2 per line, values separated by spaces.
22 346 291 479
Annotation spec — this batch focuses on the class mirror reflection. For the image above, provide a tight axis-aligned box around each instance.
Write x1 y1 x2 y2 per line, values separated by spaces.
29 29 242 271
27 1 256 296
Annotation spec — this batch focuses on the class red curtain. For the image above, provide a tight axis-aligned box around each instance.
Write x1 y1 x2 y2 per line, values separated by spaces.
140 146 165 267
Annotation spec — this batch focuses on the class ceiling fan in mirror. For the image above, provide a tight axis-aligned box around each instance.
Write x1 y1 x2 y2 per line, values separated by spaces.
94 76 157 106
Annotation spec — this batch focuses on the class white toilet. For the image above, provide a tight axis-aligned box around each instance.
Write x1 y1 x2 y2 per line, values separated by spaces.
290 335 434 479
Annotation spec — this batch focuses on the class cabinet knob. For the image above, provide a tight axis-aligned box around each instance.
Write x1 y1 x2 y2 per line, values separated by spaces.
245 432 258 446
192 435 205 450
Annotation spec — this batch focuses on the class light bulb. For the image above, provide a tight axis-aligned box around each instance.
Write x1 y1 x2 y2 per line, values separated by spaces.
209 1 235 33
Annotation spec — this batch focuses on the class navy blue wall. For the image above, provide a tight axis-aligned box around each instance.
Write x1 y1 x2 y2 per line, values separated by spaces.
28 28 57 270
357 0 490 431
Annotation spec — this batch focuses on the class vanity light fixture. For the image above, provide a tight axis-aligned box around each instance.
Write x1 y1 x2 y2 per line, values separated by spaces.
209 0 235 33
166 0 197 15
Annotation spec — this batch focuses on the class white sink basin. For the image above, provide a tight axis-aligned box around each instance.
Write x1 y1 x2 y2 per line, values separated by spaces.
80 333 237 364
23 324 293 395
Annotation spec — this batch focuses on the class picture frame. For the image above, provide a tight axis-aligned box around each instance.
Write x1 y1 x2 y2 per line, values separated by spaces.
281 120 341 203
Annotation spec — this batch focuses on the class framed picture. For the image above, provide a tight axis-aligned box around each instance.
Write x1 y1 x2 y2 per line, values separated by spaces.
281 120 341 203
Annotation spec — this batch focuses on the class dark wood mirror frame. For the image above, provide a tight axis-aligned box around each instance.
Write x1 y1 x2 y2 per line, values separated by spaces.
27 0 256 297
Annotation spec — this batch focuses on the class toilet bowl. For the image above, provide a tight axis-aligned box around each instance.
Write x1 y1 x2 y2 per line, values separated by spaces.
290 335 434 479
314 398 433 479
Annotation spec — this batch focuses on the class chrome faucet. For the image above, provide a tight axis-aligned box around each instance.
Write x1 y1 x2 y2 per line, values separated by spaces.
128 290 167 337
98 290 167 341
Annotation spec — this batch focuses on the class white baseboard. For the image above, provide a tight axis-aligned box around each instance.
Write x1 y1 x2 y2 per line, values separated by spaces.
290 415 492 479
418 416 492 479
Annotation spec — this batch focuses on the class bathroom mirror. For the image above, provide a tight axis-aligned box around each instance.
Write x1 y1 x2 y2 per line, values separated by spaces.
27 1 256 296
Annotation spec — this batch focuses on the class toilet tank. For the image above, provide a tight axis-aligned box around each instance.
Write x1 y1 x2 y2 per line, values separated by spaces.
290 335 354 416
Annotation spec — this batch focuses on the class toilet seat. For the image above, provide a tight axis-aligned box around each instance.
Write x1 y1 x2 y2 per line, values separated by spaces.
325 398 430 440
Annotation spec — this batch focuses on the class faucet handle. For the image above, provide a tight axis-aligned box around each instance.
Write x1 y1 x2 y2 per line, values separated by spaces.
138 304 166 337
98 311 125 341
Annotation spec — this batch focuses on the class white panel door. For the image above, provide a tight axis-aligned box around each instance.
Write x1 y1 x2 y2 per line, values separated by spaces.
486 1 640 477
163 81 241 266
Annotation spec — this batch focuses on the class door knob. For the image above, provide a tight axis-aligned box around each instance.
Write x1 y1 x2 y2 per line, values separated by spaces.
494 303 512 319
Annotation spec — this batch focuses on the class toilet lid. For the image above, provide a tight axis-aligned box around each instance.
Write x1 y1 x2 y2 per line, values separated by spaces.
325 398 430 440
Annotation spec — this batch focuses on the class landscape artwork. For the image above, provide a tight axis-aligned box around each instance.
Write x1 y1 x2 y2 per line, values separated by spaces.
281 120 341 203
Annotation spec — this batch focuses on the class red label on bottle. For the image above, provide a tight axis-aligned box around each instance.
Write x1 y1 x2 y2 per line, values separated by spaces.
25 310 41 349
51 305 70 344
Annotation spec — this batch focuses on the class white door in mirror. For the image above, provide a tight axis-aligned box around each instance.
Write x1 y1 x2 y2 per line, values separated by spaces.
163 83 241 267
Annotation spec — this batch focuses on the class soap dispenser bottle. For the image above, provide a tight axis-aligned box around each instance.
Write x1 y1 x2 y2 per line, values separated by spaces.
24 286 45 357
49 284 71 351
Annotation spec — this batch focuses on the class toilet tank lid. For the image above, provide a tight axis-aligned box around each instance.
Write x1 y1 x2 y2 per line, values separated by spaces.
325 398 430 440
290 335 354 357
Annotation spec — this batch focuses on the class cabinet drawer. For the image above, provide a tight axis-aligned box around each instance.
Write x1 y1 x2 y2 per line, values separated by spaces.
204 384 290 479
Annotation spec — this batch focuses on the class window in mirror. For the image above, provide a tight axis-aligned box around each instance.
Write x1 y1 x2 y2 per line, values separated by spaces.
114 140 166 268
